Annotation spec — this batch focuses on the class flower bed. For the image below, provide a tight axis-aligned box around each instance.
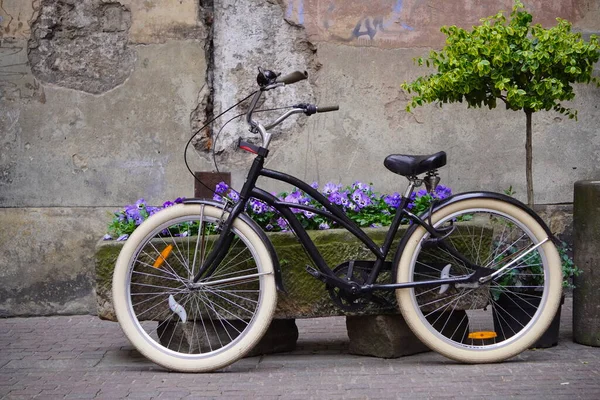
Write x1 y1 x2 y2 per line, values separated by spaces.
103 181 452 240
98 181 454 320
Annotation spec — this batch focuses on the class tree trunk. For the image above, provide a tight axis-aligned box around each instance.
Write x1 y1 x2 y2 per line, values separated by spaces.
525 109 534 208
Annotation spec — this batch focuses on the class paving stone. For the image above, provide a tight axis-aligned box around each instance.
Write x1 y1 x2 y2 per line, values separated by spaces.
0 297 598 398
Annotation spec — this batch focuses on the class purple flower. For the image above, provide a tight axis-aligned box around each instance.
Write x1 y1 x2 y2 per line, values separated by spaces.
277 217 288 231
435 185 452 200
323 182 341 195
407 192 417 209
352 181 371 192
284 191 304 213
124 204 144 225
228 190 239 202
103 234 113 241
174 197 185 204
303 210 315 219
215 182 229 194
339 192 350 207
384 192 402 208
284 191 302 203
124 204 138 216
250 199 267 214
265 223 273 231
299 197 311 205
310 182 319 190
213 194 223 202
352 190 372 208
135 199 147 209
147 206 160 216
162 201 174 208
417 189 428 197
117 234 129 241
328 191 344 205
319 222 330 230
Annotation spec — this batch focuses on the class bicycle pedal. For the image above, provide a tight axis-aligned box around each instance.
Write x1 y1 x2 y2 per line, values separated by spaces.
305 265 328 283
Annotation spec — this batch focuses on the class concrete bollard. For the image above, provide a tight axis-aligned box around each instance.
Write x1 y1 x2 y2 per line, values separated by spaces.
573 180 600 346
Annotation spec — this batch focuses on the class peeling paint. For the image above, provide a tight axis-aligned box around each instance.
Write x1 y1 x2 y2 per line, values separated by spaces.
28 0 136 94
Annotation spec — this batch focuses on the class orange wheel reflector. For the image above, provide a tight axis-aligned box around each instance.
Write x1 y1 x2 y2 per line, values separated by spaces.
468 331 498 340
153 244 173 269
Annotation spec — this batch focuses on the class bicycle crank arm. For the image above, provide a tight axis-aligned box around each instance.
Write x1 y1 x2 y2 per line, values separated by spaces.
190 271 273 288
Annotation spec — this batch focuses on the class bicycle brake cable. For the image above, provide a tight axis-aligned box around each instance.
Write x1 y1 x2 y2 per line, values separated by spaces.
185 101 295 196
183 90 258 196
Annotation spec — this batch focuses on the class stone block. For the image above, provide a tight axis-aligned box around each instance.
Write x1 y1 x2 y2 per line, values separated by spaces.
157 318 298 357
346 314 430 358
346 310 471 358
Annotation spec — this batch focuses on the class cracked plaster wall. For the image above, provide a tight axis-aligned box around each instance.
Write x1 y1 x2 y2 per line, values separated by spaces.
28 0 136 94
0 0 209 316
206 0 600 203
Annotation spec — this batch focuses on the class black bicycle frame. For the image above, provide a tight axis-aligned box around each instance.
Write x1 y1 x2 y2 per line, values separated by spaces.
193 152 476 292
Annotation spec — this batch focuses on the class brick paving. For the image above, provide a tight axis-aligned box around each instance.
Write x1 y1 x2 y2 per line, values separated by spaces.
1 297 599 399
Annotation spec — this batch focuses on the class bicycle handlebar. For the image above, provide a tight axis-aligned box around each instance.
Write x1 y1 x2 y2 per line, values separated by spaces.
248 68 339 149
317 105 339 113
276 70 308 85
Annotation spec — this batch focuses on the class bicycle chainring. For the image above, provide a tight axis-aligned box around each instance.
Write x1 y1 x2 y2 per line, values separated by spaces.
326 262 372 312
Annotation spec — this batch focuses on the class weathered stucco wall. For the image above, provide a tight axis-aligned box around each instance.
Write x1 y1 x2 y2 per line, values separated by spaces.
207 0 600 204
0 0 598 316
0 0 210 316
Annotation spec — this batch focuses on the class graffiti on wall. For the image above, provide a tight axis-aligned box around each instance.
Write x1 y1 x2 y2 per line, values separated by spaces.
285 0 418 46
284 0 584 48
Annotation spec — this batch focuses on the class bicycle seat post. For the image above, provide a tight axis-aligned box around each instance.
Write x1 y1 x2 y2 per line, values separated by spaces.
404 176 422 200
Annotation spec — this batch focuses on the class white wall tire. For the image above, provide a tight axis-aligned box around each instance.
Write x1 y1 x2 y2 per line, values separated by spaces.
112 204 277 372
396 198 562 363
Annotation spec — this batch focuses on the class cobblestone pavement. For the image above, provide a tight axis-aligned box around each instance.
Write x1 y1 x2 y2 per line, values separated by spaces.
1 297 599 399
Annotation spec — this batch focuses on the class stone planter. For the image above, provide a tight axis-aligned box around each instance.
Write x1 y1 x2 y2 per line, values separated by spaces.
95 227 408 321
95 223 493 358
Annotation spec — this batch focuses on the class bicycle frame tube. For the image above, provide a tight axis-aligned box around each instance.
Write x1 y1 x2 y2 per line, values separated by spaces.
192 155 266 283
258 169 424 285
193 153 475 289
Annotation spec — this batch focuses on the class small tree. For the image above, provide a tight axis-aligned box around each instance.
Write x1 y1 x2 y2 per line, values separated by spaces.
402 1 599 207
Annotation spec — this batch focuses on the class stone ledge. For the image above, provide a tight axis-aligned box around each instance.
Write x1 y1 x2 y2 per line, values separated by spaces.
95 227 405 321
94 224 490 359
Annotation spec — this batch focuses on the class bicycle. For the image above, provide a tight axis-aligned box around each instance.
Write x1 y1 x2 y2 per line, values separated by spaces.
112 68 563 372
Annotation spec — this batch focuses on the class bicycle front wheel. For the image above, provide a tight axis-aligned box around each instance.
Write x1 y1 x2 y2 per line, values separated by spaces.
396 198 562 363
112 203 277 372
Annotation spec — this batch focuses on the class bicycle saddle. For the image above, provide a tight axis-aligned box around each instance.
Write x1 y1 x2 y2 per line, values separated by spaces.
384 151 447 176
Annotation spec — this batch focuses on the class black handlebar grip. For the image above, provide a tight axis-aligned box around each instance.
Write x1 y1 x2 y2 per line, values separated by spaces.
316 105 340 113
276 70 308 85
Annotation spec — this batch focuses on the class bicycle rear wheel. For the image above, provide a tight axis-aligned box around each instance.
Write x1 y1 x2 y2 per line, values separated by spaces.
112 203 277 372
396 198 562 363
